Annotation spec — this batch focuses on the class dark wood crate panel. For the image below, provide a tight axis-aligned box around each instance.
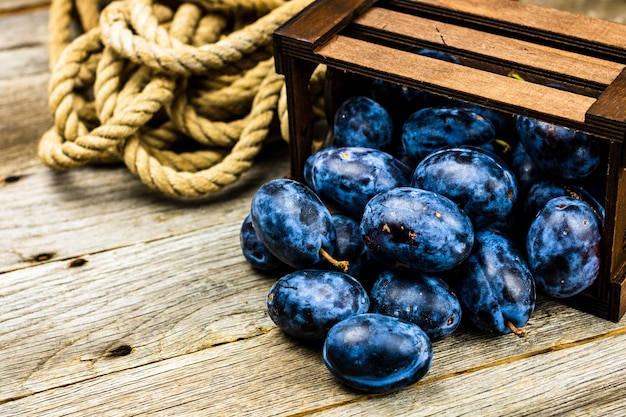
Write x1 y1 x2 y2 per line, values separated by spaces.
273 0 626 321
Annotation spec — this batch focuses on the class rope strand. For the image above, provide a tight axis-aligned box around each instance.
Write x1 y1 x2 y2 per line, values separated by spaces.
41 0 326 198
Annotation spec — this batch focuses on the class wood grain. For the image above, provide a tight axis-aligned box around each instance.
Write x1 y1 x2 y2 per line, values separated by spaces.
353 7 624 89
391 0 626 55
0 0 49 13
0 143 290 272
3 2 626 416
0 221 280 403
2 299 626 415
0 7 49 54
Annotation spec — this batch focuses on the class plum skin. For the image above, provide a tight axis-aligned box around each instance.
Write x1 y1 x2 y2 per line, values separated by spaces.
412 145 518 228
250 178 336 269
450 228 536 335
267 269 370 340
333 96 394 151
370 270 462 341
239 214 283 270
526 196 602 298
402 107 495 162
306 146 412 219
360 187 474 273
322 313 433 393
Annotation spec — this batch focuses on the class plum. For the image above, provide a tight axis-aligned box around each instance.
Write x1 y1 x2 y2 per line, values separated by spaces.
526 196 602 298
323 313 432 393
267 269 370 340
360 187 474 273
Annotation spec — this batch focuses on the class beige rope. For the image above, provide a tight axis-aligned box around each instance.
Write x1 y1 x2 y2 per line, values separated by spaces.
41 0 326 198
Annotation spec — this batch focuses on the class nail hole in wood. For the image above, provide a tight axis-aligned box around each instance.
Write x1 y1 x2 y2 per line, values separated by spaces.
68 258 88 268
108 345 133 357
32 253 55 262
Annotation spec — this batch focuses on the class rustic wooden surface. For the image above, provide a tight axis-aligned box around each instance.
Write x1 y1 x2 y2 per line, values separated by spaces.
2 1 626 416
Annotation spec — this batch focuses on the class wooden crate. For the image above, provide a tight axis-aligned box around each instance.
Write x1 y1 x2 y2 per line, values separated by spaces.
273 0 626 321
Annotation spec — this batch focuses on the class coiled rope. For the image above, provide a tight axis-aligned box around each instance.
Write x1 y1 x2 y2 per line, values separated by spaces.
40 0 326 197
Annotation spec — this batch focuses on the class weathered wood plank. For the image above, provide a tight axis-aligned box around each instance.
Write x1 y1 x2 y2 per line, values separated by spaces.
307 330 626 416
394 0 626 54
2 2 626 417
2 314 626 416
354 6 625 89
0 8 49 80
521 0 626 24
0 221 282 403
0 1 49 14
0 8 48 52
0 73 52 172
0 143 290 272
2 202 626 407
0 9 52 174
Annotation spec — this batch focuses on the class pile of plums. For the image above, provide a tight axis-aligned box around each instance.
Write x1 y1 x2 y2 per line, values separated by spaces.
239 49 605 394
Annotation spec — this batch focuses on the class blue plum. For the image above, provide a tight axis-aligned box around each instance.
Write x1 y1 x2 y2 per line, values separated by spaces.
412 146 518 228
402 107 495 162
333 96 394 150
322 313 433 393
450 228 536 336
516 115 600 179
451 101 512 137
306 146 412 219
526 196 602 298
370 270 462 341
328 214 366 277
267 269 370 340
250 178 340 270
510 141 541 198
413 48 461 63
524 180 605 225
239 214 283 270
360 187 474 272
303 145 337 189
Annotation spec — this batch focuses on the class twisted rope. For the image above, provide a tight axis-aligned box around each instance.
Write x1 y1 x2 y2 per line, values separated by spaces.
41 0 326 197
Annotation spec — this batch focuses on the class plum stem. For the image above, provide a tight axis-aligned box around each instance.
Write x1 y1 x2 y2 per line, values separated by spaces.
494 139 513 154
319 248 350 273
506 320 527 337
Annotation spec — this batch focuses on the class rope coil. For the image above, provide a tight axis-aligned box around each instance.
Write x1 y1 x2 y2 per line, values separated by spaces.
41 0 326 197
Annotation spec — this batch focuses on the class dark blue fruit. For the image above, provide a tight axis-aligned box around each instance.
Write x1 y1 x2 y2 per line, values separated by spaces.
510 141 541 197
333 96 394 151
516 115 600 179
526 196 602 298
360 187 474 272
450 228 536 335
267 269 370 340
370 270 462 341
402 107 495 162
307 146 412 219
451 101 512 137
524 180 605 225
250 179 337 270
239 214 283 270
322 313 433 393
327 214 366 277
303 145 337 190
412 146 518 227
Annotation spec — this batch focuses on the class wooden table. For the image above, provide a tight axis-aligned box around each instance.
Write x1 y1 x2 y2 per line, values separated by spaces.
2 1 626 415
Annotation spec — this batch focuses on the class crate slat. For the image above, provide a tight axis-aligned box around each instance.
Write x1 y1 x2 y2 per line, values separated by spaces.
389 0 626 60
353 7 625 91
315 35 599 135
